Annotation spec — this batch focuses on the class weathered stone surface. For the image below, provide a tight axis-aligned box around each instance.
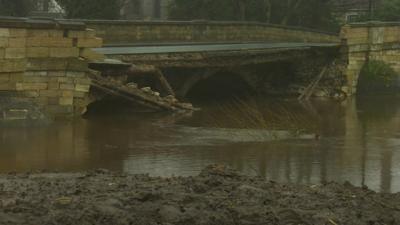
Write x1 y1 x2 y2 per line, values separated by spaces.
60 83 75 90
79 48 104 61
0 59 26 72
8 38 26 48
59 97 73 105
26 37 73 47
0 82 16 90
0 19 98 117
16 82 48 91
75 84 90 92
49 47 79 58
26 47 49 58
5 48 26 59
76 38 102 48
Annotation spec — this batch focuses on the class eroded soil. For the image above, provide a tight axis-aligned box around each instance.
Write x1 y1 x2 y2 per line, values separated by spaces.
1 165 400 225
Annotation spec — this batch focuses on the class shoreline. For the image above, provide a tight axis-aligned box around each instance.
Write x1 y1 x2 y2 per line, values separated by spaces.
1 165 400 225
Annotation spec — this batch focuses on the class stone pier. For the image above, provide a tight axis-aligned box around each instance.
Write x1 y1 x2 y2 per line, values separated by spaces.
341 22 400 95
0 17 103 119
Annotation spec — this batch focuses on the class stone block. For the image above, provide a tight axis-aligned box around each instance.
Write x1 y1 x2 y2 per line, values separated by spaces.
0 37 8 47
85 29 97 38
26 37 73 47
26 58 67 71
57 77 73 83
26 29 63 38
0 59 26 72
62 90 74 97
79 48 104 61
59 97 73 105
0 28 10 37
26 47 49 58
45 105 73 114
9 29 27 38
73 91 86 98
76 38 103 48
23 91 40 98
16 82 48 91
60 83 75 90
66 58 88 71
75 84 90 92
0 82 16 90
48 81 60 90
0 48 4 58
74 78 91 85
0 73 10 82
9 72 24 82
48 97 59 105
8 38 26 48
39 90 61 97
25 71 47 76
68 30 88 38
66 71 86 78
23 76 49 83
2 109 28 120
5 48 26 59
48 71 66 77
33 96 49 105
49 47 79 58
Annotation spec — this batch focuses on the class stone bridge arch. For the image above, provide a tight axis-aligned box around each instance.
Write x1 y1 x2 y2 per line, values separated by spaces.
170 69 257 100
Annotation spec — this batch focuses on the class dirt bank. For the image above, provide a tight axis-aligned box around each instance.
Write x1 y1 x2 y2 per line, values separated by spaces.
1 165 400 225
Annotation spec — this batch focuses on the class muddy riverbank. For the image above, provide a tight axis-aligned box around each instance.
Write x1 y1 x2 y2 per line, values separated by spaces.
1 165 400 225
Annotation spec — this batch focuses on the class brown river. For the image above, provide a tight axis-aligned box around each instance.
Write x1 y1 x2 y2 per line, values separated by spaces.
1 96 400 193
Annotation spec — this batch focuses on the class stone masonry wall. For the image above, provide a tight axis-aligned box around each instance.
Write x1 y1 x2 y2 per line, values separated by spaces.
0 18 103 117
341 22 400 95
77 20 340 45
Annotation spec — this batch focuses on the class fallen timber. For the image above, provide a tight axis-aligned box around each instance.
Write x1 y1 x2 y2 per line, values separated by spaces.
88 60 194 112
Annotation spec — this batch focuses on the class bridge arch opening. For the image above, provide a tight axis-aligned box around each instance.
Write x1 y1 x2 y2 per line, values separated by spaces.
185 71 256 103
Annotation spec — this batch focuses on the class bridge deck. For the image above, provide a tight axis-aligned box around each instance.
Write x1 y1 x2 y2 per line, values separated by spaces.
95 42 340 55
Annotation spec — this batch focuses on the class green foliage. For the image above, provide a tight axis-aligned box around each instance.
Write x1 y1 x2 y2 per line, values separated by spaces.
0 0 34 17
168 0 340 32
359 60 398 93
55 0 121 19
374 0 400 21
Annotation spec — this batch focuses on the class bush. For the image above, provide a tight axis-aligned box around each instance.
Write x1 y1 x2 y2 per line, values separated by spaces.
358 60 399 93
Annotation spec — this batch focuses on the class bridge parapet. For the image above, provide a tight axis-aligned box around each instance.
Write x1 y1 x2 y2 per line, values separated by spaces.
76 19 340 46
341 22 400 94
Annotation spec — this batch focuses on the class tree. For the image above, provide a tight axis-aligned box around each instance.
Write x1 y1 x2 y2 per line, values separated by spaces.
168 0 339 32
55 0 122 19
374 0 400 21
0 0 34 17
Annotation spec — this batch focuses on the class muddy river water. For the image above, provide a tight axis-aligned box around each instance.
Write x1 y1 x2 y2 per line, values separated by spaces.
1 96 400 193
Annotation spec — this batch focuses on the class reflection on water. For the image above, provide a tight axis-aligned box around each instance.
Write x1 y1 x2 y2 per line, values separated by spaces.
1 96 400 193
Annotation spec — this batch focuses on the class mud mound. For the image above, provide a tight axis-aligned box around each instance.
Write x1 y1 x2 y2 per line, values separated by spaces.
1 165 400 225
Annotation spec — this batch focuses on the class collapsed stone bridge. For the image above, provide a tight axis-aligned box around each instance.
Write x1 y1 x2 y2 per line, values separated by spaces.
85 20 342 101
0 17 399 118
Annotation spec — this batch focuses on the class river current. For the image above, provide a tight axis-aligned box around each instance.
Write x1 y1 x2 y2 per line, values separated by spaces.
1 96 400 193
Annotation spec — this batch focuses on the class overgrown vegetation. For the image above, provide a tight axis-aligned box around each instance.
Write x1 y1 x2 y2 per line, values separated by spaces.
374 0 400 21
55 0 121 19
0 0 34 17
358 60 399 93
169 0 340 32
